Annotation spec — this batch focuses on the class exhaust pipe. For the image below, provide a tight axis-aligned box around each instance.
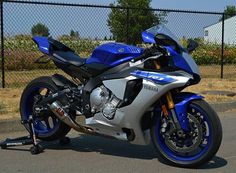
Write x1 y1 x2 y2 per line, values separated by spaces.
50 101 94 134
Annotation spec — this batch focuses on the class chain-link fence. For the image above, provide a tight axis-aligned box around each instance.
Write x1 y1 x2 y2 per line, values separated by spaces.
0 0 235 88
0 1 3 88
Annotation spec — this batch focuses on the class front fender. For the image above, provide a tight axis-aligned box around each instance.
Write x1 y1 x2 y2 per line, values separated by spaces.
174 92 204 131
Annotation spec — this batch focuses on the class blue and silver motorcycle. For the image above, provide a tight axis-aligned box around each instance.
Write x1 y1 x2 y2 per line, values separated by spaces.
20 24 222 167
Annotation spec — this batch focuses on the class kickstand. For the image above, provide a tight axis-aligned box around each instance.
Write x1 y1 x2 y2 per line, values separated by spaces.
0 115 44 155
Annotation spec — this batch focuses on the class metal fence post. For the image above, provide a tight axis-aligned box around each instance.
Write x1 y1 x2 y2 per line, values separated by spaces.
126 8 130 44
220 13 225 79
0 1 5 88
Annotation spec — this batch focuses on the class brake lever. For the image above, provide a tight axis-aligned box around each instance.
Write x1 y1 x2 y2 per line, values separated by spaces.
131 45 166 63
129 53 163 67
141 53 163 63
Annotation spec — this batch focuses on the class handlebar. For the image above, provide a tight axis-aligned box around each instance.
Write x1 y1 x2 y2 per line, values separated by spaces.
131 45 167 63
131 53 147 63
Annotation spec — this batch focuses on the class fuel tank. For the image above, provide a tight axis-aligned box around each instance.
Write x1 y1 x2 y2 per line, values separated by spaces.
86 42 144 67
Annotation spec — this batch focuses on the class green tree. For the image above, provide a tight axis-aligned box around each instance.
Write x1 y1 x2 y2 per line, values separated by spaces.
221 6 236 20
107 0 167 44
70 30 80 38
70 30 75 37
31 23 50 37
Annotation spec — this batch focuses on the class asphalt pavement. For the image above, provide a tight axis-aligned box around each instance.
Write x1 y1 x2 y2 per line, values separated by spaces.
0 111 236 173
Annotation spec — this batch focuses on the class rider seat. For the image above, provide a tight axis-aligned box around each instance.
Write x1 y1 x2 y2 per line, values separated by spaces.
53 51 86 67
49 38 86 67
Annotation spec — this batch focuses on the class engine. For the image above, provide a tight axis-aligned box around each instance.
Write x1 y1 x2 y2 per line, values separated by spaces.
90 85 120 119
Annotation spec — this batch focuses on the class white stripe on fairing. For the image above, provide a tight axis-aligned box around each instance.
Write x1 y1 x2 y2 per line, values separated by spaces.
41 46 48 50
143 79 157 87
125 76 137 80
172 76 190 83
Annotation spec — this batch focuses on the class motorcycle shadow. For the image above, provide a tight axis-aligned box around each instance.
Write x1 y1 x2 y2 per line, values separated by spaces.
44 134 227 169
198 156 227 169
45 134 158 160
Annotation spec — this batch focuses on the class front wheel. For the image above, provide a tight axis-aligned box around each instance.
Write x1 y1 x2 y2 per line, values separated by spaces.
151 100 222 168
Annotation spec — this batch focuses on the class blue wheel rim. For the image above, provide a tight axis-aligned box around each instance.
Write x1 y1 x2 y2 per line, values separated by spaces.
21 86 60 135
154 104 212 162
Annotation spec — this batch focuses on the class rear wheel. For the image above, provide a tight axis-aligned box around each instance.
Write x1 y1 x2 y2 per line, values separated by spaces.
20 76 71 141
151 100 222 168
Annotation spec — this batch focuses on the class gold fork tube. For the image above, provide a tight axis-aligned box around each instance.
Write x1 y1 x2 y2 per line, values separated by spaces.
166 92 175 109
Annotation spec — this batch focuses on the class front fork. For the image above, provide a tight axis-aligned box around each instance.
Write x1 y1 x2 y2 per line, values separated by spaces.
154 60 185 135
163 92 185 136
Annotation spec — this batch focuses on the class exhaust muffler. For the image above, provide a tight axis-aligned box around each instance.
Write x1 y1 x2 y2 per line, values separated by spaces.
50 101 94 134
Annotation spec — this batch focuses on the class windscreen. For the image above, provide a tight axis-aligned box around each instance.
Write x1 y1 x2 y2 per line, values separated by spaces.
145 25 182 47
144 25 200 75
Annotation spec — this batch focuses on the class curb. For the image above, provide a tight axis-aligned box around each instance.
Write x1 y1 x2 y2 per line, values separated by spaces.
0 119 25 133
0 101 236 134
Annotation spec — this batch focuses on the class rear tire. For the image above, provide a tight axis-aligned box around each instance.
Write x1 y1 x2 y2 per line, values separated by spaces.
20 76 71 141
151 99 222 168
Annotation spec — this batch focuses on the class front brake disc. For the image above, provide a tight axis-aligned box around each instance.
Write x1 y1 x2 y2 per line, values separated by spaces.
164 114 203 154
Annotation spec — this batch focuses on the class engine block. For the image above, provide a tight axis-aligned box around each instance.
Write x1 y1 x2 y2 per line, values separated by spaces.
90 85 120 119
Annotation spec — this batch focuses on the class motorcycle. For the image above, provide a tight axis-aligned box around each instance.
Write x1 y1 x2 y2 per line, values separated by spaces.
20 24 222 167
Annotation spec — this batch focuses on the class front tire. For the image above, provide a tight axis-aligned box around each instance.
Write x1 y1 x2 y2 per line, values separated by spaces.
20 76 71 141
151 100 222 168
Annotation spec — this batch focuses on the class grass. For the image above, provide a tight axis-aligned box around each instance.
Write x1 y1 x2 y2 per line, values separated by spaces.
0 65 235 120
0 101 7 114
0 88 22 120
184 78 236 102
5 69 63 88
199 65 236 78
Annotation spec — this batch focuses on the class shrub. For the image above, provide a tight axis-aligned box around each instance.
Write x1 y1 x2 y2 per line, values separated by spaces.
5 49 56 71
180 37 236 65
192 43 236 65
31 23 50 37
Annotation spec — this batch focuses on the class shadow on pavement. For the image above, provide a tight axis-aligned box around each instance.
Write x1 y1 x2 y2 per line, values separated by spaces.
43 134 227 169
198 156 227 169
44 134 158 160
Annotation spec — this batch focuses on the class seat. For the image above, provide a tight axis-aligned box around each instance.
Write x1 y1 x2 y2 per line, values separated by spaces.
53 51 86 67
47 38 86 66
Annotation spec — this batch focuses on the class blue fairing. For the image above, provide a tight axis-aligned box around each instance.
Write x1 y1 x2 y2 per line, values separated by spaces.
131 70 177 85
165 46 194 74
174 92 204 131
32 36 50 54
86 43 144 67
141 31 156 44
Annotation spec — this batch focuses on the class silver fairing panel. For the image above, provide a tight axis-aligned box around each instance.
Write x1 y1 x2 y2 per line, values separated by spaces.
85 74 191 145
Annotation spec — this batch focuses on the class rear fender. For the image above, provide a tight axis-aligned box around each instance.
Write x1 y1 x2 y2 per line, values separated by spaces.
51 74 77 88
174 92 204 131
